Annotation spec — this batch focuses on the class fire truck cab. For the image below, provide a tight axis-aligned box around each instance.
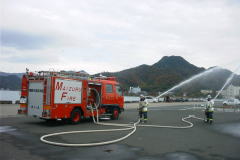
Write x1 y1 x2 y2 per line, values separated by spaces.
18 71 124 123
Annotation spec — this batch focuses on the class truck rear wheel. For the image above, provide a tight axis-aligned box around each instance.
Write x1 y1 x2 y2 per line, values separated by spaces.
70 109 82 124
111 108 119 120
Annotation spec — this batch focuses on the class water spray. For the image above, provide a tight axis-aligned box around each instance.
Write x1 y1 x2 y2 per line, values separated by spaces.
157 66 221 98
214 65 240 100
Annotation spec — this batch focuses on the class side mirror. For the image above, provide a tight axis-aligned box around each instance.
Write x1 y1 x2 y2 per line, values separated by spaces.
121 88 125 96
87 88 91 96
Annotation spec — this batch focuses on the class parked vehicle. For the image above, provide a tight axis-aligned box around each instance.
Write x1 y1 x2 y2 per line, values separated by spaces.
223 99 240 106
175 98 184 102
145 96 158 103
158 97 165 102
18 70 124 123
171 97 189 102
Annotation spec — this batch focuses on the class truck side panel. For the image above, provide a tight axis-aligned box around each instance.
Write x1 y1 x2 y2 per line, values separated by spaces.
50 78 86 119
54 78 82 104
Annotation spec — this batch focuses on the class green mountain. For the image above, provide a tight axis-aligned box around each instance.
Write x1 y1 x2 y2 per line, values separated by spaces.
98 56 240 96
99 56 204 92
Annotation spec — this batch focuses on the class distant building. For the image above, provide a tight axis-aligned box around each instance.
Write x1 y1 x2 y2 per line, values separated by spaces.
200 90 213 95
220 84 240 98
129 86 141 94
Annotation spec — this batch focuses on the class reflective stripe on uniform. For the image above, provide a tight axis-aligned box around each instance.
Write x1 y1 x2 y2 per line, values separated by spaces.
142 107 147 112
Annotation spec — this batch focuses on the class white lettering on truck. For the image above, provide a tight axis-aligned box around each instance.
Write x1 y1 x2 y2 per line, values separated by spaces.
54 79 82 104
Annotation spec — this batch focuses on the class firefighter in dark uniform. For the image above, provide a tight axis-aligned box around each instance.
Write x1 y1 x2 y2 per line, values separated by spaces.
138 95 148 123
205 95 214 124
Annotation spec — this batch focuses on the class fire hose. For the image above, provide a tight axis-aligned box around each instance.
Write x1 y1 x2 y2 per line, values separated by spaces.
40 89 204 147
41 110 205 147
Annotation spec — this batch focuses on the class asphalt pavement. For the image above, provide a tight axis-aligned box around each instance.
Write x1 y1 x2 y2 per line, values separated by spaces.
1 103 240 160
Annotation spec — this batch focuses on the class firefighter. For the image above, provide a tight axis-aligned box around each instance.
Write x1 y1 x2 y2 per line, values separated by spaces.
138 95 148 123
205 95 214 124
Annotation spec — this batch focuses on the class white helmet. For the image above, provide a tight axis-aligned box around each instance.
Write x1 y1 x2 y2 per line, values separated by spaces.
140 94 144 98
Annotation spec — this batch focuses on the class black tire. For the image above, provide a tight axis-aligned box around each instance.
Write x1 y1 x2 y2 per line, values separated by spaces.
111 108 119 120
70 109 82 124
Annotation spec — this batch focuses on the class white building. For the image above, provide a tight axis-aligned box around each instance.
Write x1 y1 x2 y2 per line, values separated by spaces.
221 84 240 98
200 90 213 95
129 86 141 94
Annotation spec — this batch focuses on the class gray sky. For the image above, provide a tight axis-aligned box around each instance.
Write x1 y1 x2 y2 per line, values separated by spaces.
1 0 240 74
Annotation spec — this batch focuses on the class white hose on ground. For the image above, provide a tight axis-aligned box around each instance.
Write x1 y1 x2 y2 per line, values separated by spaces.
138 115 201 128
40 107 204 147
40 88 204 147
40 107 140 147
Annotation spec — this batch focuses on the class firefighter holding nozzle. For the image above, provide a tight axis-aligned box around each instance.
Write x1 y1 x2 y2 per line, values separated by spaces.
138 95 149 123
205 95 214 124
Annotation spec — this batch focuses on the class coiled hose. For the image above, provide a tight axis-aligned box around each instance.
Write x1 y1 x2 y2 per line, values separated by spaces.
40 89 204 147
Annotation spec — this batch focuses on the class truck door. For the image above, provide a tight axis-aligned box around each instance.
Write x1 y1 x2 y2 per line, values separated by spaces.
105 84 114 104
116 85 124 107
28 81 44 117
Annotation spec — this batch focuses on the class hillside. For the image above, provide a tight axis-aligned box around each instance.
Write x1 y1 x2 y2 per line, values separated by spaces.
0 75 21 90
99 56 240 96
0 72 24 78
100 56 205 92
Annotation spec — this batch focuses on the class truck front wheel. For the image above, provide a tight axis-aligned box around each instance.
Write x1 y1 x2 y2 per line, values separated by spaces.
70 109 82 124
111 108 119 120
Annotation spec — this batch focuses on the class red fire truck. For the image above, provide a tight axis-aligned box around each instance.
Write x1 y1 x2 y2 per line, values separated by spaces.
18 71 124 123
